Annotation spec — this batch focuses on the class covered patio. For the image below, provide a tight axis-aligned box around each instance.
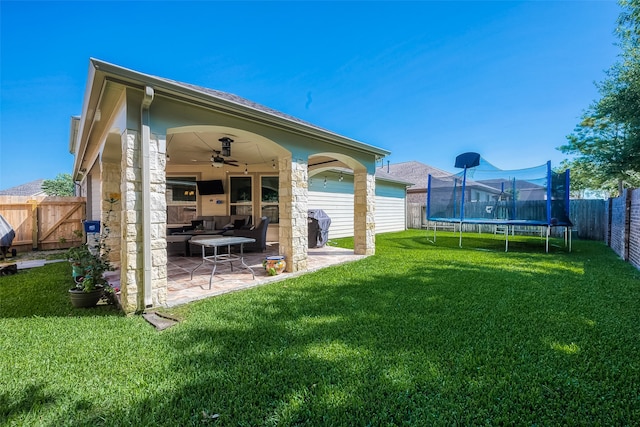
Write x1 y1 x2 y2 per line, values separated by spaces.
71 59 390 313
107 243 368 307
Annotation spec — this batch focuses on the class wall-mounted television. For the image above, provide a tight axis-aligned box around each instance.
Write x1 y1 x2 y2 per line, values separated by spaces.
196 180 224 195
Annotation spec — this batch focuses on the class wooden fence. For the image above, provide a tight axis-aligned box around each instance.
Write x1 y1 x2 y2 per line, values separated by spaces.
605 188 640 270
407 199 606 241
0 196 86 252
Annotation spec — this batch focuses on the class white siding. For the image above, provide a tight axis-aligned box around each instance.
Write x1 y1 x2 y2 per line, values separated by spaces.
83 167 102 221
375 195 406 233
309 191 354 239
90 174 101 221
309 191 406 238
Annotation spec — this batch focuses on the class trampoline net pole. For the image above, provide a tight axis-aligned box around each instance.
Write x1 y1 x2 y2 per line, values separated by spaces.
546 226 550 253
505 225 509 252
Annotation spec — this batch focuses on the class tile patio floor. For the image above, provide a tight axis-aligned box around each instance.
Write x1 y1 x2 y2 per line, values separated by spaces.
163 243 367 307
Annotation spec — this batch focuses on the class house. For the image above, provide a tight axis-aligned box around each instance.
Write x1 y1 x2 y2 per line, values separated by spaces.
381 161 510 205
0 179 46 197
376 161 451 204
69 58 405 313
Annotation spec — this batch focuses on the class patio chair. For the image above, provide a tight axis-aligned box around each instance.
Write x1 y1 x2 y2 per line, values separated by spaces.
233 216 270 252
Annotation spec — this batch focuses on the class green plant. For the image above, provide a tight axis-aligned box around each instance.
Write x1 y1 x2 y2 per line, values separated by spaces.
66 242 112 292
66 243 92 265
66 195 119 302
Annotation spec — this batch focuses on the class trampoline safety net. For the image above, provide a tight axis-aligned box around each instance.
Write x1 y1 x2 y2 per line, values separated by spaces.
427 155 572 227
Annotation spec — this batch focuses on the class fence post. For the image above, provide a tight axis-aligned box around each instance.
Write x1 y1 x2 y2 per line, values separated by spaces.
606 198 612 246
27 199 38 250
624 190 632 261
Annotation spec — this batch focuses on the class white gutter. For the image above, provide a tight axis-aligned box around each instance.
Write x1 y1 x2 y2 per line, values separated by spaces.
141 86 154 308
68 116 80 154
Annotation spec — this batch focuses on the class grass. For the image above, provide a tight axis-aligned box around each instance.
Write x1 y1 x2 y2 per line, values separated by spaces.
1 230 639 426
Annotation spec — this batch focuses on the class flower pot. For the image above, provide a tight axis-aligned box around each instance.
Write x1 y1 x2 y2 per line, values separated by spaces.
69 286 104 308
263 256 286 276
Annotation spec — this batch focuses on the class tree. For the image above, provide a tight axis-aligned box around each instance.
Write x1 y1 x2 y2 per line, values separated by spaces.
559 0 640 195
42 173 75 196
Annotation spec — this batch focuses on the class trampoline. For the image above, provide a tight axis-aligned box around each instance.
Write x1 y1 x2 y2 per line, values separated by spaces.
426 152 572 252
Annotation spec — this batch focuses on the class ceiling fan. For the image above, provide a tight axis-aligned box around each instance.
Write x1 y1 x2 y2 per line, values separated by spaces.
218 136 233 157
211 150 239 168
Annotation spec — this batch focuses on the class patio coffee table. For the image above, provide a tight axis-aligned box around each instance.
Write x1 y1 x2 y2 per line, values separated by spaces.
189 236 256 289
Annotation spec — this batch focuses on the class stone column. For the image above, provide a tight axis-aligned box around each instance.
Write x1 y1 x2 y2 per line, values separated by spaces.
120 130 143 312
279 157 308 272
101 161 121 268
150 134 168 307
354 171 376 255
118 130 168 312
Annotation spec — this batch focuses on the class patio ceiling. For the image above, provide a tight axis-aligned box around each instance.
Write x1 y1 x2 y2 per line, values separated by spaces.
166 130 348 171
166 131 273 167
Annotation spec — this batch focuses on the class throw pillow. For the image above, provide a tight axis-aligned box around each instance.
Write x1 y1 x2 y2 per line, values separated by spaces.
234 219 246 229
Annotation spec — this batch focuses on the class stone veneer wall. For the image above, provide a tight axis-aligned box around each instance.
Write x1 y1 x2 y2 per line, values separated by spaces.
354 171 376 255
279 157 308 272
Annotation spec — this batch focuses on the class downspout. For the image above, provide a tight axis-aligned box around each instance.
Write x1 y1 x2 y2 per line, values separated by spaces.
141 86 154 308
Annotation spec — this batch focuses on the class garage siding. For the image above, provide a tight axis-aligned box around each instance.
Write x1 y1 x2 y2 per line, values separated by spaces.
308 192 407 239
308 191 354 239
375 195 406 233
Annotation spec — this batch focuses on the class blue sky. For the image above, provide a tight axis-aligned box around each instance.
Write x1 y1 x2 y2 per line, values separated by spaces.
0 1 621 190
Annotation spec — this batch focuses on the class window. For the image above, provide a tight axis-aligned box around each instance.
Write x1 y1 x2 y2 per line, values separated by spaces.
229 176 252 216
168 177 197 202
166 176 197 224
261 176 279 224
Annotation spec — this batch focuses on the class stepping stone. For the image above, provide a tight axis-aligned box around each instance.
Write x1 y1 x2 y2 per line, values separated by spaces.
142 311 179 331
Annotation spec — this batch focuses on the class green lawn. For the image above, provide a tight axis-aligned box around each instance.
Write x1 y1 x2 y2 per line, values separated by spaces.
1 230 639 426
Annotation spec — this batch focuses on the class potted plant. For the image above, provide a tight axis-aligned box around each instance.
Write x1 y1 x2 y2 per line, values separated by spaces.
67 243 114 308
68 196 120 308
67 244 92 281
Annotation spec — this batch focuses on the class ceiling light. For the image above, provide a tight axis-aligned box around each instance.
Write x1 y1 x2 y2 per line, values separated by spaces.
211 152 225 168
244 164 248 175
219 137 233 157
